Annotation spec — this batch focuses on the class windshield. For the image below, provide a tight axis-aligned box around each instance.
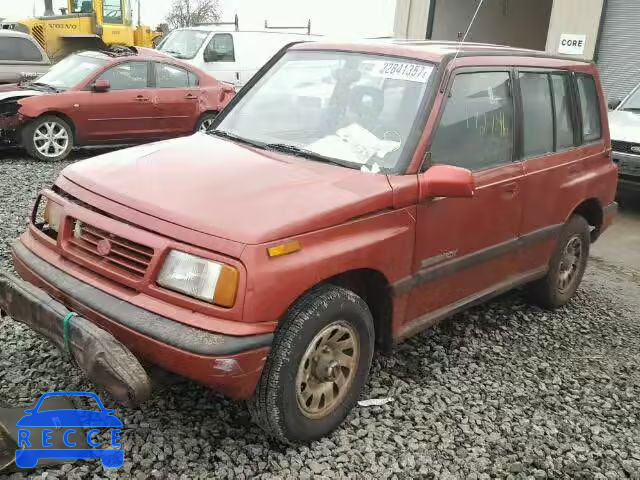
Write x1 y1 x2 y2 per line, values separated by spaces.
217 50 435 174
36 53 108 90
157 30 210 59
620 85 640 111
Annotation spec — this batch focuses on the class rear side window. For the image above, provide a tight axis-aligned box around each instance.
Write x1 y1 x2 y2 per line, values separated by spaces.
0 37 43 62
519 72 554 157
430 71 514 171
576 74 602 142
551 74 576 150
155 63 198 88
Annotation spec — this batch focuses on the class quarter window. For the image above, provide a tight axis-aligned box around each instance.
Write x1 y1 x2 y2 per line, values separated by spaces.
204 33 235 62
551 74 576 150
97 62 149 90
576 74 602 142
519 72 554 157
0 37 43 62
155 63 199 88
430 71 514 171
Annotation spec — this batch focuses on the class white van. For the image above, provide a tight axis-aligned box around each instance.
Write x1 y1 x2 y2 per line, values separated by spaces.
157 24 319 88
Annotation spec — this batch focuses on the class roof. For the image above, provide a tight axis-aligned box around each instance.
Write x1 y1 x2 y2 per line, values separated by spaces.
177 26 319 36
291 39 592 65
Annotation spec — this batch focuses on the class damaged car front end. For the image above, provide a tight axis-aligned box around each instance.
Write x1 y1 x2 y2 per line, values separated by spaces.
0 89 43 145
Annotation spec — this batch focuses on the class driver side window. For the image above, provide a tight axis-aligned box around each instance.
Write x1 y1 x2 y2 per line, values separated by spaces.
204 33 235 63
96 62 149 90
429 71 514 172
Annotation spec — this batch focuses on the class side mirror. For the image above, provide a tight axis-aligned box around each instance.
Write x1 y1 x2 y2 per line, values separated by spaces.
419 164 475 201
608 99 621 110
92 79 110 92
204 49 221 63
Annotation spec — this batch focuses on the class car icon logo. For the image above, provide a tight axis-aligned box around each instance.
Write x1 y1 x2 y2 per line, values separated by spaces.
15 391 124 469
631 145 640 154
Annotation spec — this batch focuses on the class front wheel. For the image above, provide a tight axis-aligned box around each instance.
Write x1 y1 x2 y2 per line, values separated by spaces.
195 112 218 133
248 284 375 444
22 115 74 162
524 215 590 309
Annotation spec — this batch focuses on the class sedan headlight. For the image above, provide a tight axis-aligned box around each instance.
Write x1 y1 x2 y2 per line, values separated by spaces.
157 250 239 307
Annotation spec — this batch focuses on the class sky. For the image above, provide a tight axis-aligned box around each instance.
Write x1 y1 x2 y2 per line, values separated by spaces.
0 0 397 37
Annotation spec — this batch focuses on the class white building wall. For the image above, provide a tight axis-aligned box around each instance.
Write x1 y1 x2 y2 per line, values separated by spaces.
545 0 605 60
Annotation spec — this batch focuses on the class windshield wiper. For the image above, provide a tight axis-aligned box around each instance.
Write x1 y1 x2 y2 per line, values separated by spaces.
264 143 357 169
28 82 61 93
161 49 187 59
208 129 266 149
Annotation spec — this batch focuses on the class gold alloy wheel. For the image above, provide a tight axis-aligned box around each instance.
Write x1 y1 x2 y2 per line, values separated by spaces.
296 321 360 419
558 235 583 293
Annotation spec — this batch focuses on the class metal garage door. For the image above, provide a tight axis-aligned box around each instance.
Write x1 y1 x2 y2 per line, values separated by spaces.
596 0 640 101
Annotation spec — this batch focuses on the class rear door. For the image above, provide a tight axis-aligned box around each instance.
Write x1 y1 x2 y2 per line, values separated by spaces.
517 70 607 273
404 69 525 335
151 62 202 136
79 61 163 142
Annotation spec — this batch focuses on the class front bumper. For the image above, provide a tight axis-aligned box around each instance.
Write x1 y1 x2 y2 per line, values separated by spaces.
7 241 273 400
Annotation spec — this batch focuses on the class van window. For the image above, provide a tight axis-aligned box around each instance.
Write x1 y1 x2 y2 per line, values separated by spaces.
519 72 554 157
103 0 123 24
204 33 235 62
155 63 199 88
576 74 602 142
97 62 149 90
0 37 43 62
430 71 514 171
551 74 576 150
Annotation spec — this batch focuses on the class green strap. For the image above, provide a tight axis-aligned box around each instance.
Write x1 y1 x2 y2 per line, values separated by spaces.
62 312 78 356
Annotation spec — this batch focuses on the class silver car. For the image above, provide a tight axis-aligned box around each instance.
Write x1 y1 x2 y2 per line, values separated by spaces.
0 30 51 84
608 83 640 193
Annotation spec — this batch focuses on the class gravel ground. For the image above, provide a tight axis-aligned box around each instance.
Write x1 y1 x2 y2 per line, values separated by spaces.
1 150 639 479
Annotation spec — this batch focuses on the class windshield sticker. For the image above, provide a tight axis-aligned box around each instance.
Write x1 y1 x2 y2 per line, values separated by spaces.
372 62 433 83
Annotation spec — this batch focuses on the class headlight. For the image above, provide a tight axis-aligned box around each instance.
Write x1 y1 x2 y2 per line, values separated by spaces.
43 198 62 233
157 250 239 307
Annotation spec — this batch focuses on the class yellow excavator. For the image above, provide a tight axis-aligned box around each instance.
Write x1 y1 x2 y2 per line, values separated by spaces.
1 0 162 61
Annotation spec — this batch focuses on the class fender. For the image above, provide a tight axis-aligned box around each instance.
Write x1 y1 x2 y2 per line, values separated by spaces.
241 207 417 327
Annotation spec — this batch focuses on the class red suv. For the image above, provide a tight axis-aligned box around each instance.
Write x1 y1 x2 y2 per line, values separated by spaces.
0 40 617 443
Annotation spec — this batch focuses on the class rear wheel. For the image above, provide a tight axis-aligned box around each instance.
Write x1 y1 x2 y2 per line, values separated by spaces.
22 115 74 162
195 112 218 133
524 215 590 309
248 285 374 444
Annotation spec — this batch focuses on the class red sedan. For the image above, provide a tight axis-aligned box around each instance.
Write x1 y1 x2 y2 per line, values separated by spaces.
0 47 235 161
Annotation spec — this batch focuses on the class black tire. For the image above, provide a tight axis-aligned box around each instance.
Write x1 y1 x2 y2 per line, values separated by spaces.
22 115 74 162
525 215 590 309
248 284 375 444
195 112 218 133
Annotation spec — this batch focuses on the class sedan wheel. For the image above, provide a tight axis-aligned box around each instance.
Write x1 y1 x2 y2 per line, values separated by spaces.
199 118 215 132
22 115 74 162
33 121 70 159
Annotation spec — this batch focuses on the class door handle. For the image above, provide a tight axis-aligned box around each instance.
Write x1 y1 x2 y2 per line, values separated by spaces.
184 93 199 100
502 182 518 196
135 95 150 102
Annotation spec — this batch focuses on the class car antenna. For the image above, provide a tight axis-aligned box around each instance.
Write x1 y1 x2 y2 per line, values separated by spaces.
450 0 485 65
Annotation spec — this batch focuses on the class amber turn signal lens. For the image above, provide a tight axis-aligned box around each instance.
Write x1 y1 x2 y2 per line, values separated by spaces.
267 241 301 258
213 265 239 307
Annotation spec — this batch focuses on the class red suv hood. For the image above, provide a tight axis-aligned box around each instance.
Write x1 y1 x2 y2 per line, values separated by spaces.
61 134 393 244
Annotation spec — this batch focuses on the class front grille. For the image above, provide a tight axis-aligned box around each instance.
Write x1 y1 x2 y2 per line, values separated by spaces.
611 140 640 155
31 25 45 49
67 219 154 280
